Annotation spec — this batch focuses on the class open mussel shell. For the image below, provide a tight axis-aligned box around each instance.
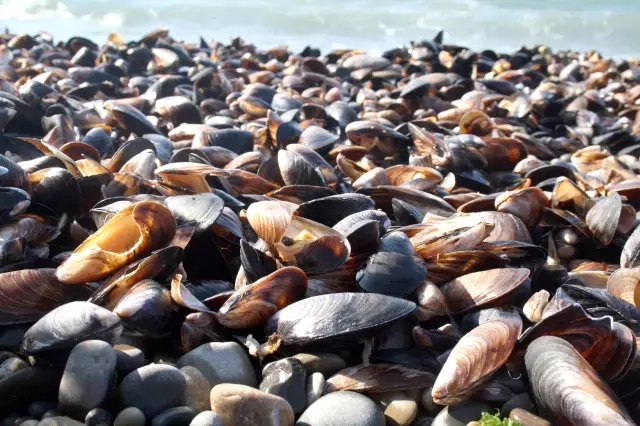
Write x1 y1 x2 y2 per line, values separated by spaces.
585 193 623 246
19 301 123 354
413 280 447 322
294 235 351 275
409 221 493 259
240 239 280 284
56 201 176 284
165 193 224 232
525 336 634 426
495 187 549 228
89 245 183 309
113 279 175 336
606 268 640 307
357 185 456 219
333 218 380 256
246 200 298 245
559 283 640 328
432 312 522 405
423 250 509 285
266 292 415 346
523 290 551 323
440 268 530 315
0 269 91 325
621 224 640 269
412 326 460 350
325 363 436 393
217 266 307 329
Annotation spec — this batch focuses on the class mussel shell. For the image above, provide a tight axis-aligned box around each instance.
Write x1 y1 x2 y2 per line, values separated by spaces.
19 301 123 354
423 250 509 285
525 336 634 426
585 193 622 246
294 235 350 275
325 363 436 393
332 218 380 255
240 239 279 284
267 292 415 346
165 193 225 232
113 279 175 336
296 194 375 227
30 167 81 217
356 251 425 298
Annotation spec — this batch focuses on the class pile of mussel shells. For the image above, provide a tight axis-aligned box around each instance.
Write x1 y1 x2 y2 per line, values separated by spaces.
1 27 640 426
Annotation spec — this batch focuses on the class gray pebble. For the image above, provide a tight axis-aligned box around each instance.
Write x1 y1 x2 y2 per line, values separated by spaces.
0 357 28 380
27 402 56 420
293 353 346 377
59 341 116 417
119 364 186 418
260 358 307 414
40 411 61 420
180 366 211 413
176 342 255 387
420 387 443 416
296 391 385 426
113 408 145 426
114 344 145 375
38 417 85 426
15 418 37 425
431 400 492 426
84 408 112 426
18 421 39 426
151 407 196 426
305 373 324 408
189 412 222 426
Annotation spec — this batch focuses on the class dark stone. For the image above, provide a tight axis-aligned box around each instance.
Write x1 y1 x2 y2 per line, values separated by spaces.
151 407 196 426
260 358 307 414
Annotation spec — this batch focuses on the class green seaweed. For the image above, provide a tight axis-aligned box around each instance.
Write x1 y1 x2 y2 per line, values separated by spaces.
478 411 523 426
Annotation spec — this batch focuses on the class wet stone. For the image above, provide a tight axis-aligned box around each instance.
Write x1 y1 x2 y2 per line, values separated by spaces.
180 366 211 413
38 417 85 426
374 392 417 426
27 401 56 419
188 411 222 426
509 409 552 426
420 387 443 416
114 344 145 375
501 393 536 417
296 391 385 426
59 340 116 417
209 383 294 426
292 353 346 377
84 408 112 426
113 407 145 426
260 357 307 414
431 401 492 426
18 420 39 426
151 407 196 426
177 342 256 388
41 411 62 420
305 373 324 408
119 364 186 418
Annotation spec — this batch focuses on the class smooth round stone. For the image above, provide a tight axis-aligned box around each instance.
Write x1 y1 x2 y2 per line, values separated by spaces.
38 417 85 426
412 417 434 426
18 420 38 426
431 401 492 426
0 367 61 413
383 398 417 426
180 366 211 413
509 408 552 426
292 353 346 377
421 388 443 415
260 358 307 414
114 344 145 375
210 383 294 426
84 408 112 426
501 393 536 417
189 412 222 426
59 341 117 417
41 411 62 420
27 401 56 419
177 343 256 388
151 407 196 426
305 373 324 409
113 408 145 426
119 364 186 418
0 357 28 380
296 391 385 426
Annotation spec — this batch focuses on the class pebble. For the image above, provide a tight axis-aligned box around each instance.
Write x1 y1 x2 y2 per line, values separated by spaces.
113 408 145 426
15 417 37 425
59 341 116 417
420 388 443 416
260 358 307 414
180 366 211 413
38 417 85 426
27 402 56 420
41 411 62 420
151 407 196 426
431 401 492 426
501 393 536 417
0 357 28 380
305 373 324 408
177 342 256 388
119 364 186 418
292 353 346 377
189 412 222 426
209 383 294 426
19 421 38 426
1 414 18 426
412 417 434 426
296 391 385 426
84 408 112 426
0 367 62 414
376 392 417 426
114 344 145 375
509 409 552 426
